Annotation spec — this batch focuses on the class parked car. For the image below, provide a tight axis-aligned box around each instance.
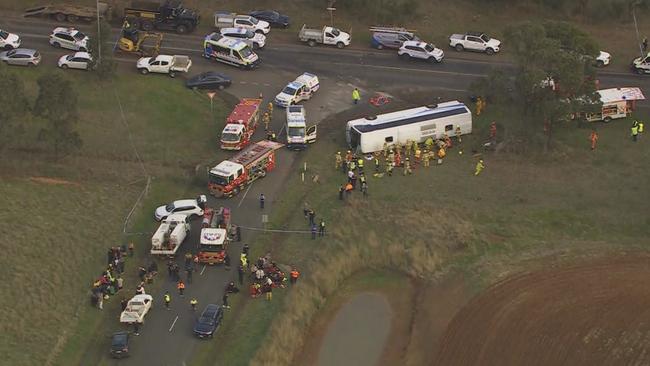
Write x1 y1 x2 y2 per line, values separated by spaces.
214 13 271 34
449 32 501 55
398 40 444 63
370 26 419 50
137 54 192 77
0 48 41 66
49 27 88 51
219 27 266 49
186 71 232 90
58 51 92 70
154 195 206 221
0 29 21 50
193 304 224 338
595 50 611 67
110 331 130 358
248 10 289 28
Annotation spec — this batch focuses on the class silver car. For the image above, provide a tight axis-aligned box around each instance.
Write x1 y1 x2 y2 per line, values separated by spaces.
0 48 41 66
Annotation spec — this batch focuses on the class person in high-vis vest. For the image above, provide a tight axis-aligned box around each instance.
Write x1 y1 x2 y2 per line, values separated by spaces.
290 268 300 284
357 157 364 171
335 152 343 170
632 124 639 142
475 159 485 176
455 126 462 143
190 298 198 311
639 120 645 134
263 112 270 131
164 291 171 310
352 88 361 104
589 130 598 150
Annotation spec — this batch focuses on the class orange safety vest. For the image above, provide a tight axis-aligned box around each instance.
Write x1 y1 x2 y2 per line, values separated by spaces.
177 282 185 290
290 270 300 279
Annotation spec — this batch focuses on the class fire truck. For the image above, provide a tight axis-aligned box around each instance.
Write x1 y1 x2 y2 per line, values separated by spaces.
208 140 284 197
198 206 236 264
220 98 262 150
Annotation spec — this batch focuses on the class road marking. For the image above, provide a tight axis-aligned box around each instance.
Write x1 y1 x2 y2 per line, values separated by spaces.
200 265 207 275
264 83 271 86
251 82 259 85
240 81 247 84
169 315 179 332
238 184 253 208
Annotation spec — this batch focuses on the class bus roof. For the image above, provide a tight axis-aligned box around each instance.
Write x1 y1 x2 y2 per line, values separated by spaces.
349 101 468 133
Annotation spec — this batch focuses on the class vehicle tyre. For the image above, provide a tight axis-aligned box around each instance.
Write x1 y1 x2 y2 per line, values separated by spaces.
141 21 154 31
232 187 240 196
139 68 149 75
67 14 78 22
486 48 495 55
218 84 225 90
336 42 344 49
399 53 409 60
428 56 436 63
55 13 66 22
169 71 176 78
636 68 645 75
61 64 68 69
253 42 260 50
52 42 61 48
376 44 383 50
3 45 14 51
259 170 267 178
176 24 189 34
255 29 264 34
455 44 464 52
603 116 612 123
596 60 605 68
307 39 316 47
79 47 87 52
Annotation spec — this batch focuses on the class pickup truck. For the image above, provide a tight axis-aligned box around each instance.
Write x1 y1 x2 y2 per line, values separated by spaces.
214 12 270 34
120 294 153 324
298 25 351 48
151 213 190 256
449 32 501 55
137 54 192 77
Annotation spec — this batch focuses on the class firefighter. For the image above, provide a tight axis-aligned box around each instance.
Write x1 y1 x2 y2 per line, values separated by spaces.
405 140 412 157
359 172 367 189
476 97 485 116
412 140 418 155
455 126 462 143
263 112 270 131
177 280 185 297
319 219 325 237
589 130 598 150
437 146 446 165
414 147 422 165
475 158 485 176
489 121 497 141
403 158 412 175
352 87 361 104
425 136 434 151
383 142 389 157
444 134 452 149
335 152 343 170
388 149 395 165
632 123 639 142
639 120 645 134
422 149 430 167
290 268 300 284
357 157 364 171
386 159 393 176
267 102 273 115
374 153 381 173
164 291 171 310
190 297 198 311
345 150 353 163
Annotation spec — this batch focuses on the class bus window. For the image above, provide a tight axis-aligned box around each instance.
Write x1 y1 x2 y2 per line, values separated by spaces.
445 124 453 131
385 136 393 142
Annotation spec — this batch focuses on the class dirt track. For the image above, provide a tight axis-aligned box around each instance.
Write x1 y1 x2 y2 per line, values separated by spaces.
435 254 650 366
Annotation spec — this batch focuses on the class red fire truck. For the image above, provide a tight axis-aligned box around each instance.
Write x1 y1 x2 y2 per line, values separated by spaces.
198 207 234 264
220 98 262 150
208 140 284 197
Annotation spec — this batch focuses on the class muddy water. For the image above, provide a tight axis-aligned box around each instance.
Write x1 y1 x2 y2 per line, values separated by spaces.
317 292 392 366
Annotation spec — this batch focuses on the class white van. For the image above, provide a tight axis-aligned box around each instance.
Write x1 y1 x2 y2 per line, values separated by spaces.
203 33 260 69
285 104 317 150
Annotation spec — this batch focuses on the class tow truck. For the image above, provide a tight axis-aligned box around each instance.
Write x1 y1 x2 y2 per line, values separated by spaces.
208 140 284 197
220 98 262 150
199 207 237 264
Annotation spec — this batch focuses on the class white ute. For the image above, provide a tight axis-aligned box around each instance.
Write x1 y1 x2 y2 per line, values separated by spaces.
120 294 153 324
299 25 351 48
137 54 192 78
449 32 501 55
214 12 270 34
285 104 317 150
274 72 320 107
151 213 190 256
0 29 21 50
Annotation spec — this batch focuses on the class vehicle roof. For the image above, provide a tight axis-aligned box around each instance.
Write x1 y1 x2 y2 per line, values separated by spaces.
203 303 221 315
211 37 248 51
52 27 81 35
227 98 261 124
597 87 646 103
129 294 153 303
210 160 243 176
72 51 91 58
164 213 189 221
402 40 426 47
171 198 200 207
11 48 38 55
201 228 227 244
296 72 318 83
285 81 302 90
349 101 469 133
154 54 174 61
223 123 245 133
220 27 250 35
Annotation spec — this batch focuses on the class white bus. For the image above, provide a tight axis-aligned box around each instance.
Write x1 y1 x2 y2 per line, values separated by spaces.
346 100 472 153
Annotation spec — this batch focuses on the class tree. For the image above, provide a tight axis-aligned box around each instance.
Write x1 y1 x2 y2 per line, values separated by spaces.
34 73 82 159
0 66 29 150
87 19 116 79
505 21 602 151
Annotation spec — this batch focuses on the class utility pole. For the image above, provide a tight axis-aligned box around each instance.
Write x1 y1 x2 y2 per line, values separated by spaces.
632 1 644 58
96 0 101 65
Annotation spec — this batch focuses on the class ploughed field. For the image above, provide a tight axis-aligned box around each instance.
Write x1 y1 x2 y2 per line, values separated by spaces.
434 254 650 366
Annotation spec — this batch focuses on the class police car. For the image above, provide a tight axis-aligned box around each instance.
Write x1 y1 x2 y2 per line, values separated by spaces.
398 40 444 63
49 27 89 51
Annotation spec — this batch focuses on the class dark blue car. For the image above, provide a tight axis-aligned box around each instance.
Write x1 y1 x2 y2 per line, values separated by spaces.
249 10 290 28
193 304 224 338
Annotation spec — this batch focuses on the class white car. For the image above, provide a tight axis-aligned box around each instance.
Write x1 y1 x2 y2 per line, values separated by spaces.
398 41 444 63
219 27 266 49
596 51 611 67
154 195 207 221
49 27 88 51
58 52 92 70
0 29 21 50
449 32 501 55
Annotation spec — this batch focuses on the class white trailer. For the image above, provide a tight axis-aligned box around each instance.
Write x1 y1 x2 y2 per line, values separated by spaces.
346 101 472 154
151 213 190 256
120 294 153 324
587 87 645 122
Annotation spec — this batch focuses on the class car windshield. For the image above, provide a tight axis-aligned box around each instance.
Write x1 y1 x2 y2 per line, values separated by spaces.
250 17 259 25
111 335 127 347
282 86 298 95
199 316 215 325
66 55 74 61
209 172 231 186
0 30 8 39
288 126 305 137
480 34 490 42
221 132 240 142
200 243 224 252
73 31 86 41
424 43 435 52
6 49 16 56
165 203 175 211
239 47 253 58
331 28 340 37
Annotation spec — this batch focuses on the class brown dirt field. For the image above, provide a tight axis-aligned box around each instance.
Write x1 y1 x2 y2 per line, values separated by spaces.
29 177 80 186
434 254 650 366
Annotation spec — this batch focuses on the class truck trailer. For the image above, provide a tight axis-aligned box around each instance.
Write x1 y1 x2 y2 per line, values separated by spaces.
150 213 190 255
346 101 472 154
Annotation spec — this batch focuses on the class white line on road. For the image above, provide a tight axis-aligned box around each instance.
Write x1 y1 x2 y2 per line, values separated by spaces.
169 315 179 332
200 265 207 275
238 184 253 208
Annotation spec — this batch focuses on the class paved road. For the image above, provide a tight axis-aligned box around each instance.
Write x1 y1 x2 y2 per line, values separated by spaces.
4 15 650 366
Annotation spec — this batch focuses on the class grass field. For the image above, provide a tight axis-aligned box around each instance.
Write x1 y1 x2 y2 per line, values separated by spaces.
0 65 228 366
191 94 650 365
